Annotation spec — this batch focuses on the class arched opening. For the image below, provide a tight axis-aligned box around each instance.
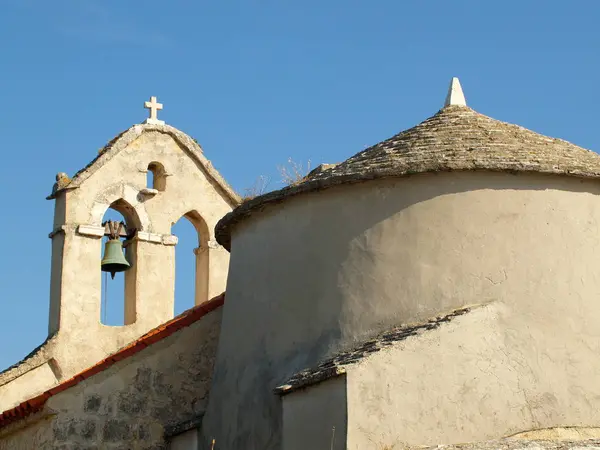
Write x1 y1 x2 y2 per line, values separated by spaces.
147 162 167 191
100 199 139 326
171 211 209 315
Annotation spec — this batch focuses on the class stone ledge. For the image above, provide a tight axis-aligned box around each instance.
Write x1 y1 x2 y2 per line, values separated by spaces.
132 232 178 246
77 224 105 238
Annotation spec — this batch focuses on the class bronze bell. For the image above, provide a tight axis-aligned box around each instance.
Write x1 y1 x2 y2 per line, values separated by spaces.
101 238 130 279
101 221 131 279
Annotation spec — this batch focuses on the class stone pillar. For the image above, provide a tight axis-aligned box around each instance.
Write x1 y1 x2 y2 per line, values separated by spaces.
193 240 229 305
193 246 209 305
207 239 229 300
128 234 176 328
48 230 65 335
48 225 103 334
123 239 138 325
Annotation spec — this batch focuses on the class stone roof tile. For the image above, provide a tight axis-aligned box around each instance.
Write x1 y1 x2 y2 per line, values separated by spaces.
274 306 472 395
216 105 600 250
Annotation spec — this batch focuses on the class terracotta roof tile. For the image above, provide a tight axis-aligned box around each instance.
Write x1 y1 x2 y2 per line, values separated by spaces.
0 293 224 428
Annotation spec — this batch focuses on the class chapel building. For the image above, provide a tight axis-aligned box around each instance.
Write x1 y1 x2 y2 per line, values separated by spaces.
2 80 600 450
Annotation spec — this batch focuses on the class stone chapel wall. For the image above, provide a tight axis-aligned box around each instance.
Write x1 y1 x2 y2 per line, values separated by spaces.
0 307 222 450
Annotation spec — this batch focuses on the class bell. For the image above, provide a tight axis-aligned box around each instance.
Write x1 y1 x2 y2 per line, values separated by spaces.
101 238 130 279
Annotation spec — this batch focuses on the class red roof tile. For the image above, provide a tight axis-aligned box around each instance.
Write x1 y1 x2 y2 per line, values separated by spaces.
0 293 224 429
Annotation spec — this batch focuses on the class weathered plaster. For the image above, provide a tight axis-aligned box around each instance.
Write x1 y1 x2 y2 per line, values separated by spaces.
202 171 600 449
345 303 600 447
1 124 236 412
0 362 57 412
0 307 221 450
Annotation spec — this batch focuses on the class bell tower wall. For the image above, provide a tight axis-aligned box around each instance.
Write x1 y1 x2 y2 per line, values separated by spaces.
41 123 238 390
0 120 238 413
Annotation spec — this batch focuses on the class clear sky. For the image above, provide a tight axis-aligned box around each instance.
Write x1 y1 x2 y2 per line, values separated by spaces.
1 0 599 371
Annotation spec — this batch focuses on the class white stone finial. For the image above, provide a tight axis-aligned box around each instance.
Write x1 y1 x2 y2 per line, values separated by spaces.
444 77 467 107
144 96 164 125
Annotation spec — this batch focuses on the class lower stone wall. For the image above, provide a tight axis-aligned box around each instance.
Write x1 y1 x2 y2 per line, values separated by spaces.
0 307 222 450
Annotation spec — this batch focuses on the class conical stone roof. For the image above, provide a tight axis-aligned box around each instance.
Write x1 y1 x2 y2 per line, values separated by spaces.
216 94 600 250
308 104 600 183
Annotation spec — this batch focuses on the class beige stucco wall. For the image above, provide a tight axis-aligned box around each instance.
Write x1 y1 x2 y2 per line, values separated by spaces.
0 307 222 450
202 171 600 449
0 125 235 412
346 303 600 447
282 376 347 450
51 129 233 334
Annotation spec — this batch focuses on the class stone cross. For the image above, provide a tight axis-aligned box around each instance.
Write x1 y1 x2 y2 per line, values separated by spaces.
144 96 165 125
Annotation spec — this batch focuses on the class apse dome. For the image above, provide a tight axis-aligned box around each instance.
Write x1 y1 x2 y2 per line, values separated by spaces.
216 76 600 343
202 78 600 448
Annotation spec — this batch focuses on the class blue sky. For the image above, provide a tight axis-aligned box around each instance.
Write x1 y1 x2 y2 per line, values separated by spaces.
1 0 599 371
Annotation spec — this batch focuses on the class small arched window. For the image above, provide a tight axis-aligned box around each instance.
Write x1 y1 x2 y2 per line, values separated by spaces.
147 162 167 191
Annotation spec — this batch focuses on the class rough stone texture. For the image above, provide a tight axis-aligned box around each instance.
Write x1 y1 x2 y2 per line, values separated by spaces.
0 306 222 450
275 306 471 394
0 122 237 412
215 104 600 250
201 171 600 449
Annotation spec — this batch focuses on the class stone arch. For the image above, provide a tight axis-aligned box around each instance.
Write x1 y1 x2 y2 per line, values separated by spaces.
171 210 211 311
89 184 150 231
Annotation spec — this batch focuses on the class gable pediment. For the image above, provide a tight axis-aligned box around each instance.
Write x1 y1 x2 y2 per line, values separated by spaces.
48 123 240 208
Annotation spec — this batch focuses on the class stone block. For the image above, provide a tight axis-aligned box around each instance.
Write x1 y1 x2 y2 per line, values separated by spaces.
84 394 102 413
53 421 69 441
118 392 148 415
102 419 132 442
78 419 97 439
134 367 153 391
152 372 173 396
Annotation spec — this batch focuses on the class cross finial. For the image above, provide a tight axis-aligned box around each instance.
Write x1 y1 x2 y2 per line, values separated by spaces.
444 77 467 107
144 96 164 125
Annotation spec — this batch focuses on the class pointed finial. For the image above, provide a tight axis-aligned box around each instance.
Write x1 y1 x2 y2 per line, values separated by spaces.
444 77 467 107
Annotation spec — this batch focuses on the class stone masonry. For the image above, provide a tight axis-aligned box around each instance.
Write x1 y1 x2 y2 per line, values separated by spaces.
0 305 222 449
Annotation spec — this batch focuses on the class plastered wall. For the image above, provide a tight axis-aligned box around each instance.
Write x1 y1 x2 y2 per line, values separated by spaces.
282 377 347 450
202 171 600 449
